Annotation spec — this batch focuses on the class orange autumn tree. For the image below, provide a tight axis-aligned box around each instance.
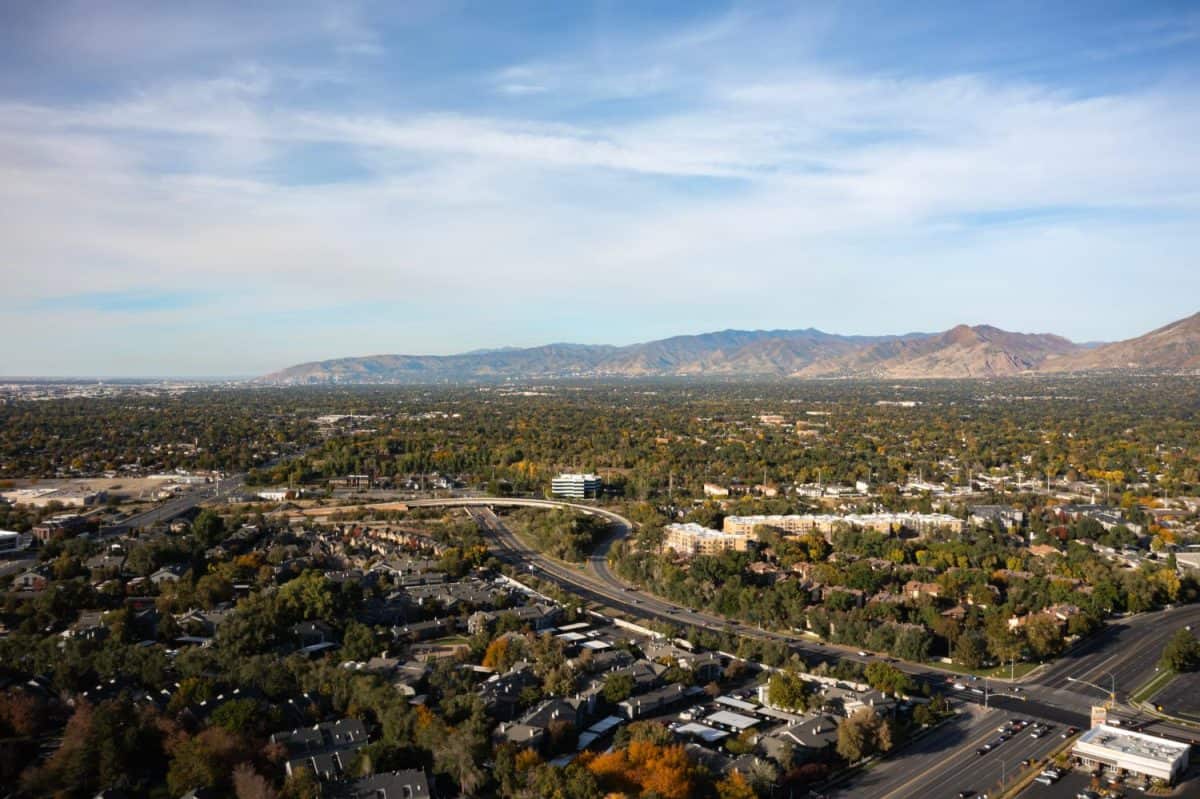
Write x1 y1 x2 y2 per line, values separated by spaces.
716 771 757 799
585 739 700 799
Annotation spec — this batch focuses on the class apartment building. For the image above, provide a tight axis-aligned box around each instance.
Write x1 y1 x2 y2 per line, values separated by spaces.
663 523 751 557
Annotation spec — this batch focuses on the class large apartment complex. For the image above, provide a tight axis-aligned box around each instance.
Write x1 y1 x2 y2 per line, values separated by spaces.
722 512 964 538
663 523 752 557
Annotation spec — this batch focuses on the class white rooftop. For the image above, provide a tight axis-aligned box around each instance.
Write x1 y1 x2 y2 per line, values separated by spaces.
676 722 728 743
1077 725 1190 764
716 695 759 713
706 710 760 730
666 522 744 539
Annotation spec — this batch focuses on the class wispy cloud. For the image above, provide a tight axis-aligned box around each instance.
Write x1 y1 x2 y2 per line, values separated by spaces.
1 2 1198 375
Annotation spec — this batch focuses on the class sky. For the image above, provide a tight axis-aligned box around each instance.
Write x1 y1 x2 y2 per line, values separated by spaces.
2 1 1199 377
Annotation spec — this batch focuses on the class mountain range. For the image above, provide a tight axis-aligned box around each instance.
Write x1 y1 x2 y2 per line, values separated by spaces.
260 312 1200 384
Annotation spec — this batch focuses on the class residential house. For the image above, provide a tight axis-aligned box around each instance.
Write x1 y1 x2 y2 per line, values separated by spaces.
392 618 458 643
617 683 691 720
760 714 841 766
337 769 431 799
271 718 369 780
13 570 48 592
150 565 186 585
293 620 338 646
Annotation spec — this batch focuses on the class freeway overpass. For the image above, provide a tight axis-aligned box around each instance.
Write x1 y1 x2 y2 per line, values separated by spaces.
415 496 1200 796
409 498 1095 721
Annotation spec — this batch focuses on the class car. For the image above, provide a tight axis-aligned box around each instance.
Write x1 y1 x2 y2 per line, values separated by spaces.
1062 726 1078 738
976 748 988 756
954 682 968 691
1031 729 1043 738
1034 776 1053 786
857 651 868 657
1020 758 1032 768
981 743 992 751
957 792 974 798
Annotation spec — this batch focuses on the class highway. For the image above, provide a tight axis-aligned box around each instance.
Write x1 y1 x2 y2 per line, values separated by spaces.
101 474 247 536
415 498 1088 719
413 496 1200 797
69 487 1195 797
828 706 1069 799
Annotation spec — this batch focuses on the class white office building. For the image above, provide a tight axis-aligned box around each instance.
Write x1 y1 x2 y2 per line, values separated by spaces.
0 530 23 552
1072 724 1190 785
551 473 602 499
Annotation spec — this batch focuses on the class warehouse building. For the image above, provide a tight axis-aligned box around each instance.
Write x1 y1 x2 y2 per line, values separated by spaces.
1072 724 1190 785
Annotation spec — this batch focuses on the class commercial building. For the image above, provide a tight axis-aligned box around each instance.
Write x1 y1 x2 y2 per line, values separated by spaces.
664 523 751 557
1072 724 1190 785
551 473 602 499
32 514 89 544
722 512 963 539
0 530 24 553
0 486 106 508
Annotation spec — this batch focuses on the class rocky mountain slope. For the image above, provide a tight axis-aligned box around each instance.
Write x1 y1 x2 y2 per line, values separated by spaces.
1040 312 1200 372
260 312 1199 384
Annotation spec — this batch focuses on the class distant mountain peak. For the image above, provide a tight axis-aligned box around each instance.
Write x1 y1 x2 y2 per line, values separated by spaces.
258 312 1199 384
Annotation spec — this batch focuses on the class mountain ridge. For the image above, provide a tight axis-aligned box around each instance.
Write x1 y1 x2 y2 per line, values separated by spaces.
260 313 1200 384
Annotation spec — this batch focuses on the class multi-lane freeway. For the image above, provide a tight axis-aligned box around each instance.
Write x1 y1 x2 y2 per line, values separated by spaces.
411 496 1200 796
96 487 1196 796
101 473 252 536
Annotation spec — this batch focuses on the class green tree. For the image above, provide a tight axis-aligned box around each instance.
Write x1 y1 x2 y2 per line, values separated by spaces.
191 509 226 547
954 631 986 670
1159 629 1200 672
602 672 635 704
766 669 811 711
341 622 379 662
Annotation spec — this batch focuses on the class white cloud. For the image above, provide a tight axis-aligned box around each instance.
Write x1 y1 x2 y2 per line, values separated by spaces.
2 5 1199 374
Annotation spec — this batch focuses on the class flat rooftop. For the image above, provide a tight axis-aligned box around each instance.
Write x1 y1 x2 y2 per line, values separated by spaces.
1077 725 1190 764
706 710 759 730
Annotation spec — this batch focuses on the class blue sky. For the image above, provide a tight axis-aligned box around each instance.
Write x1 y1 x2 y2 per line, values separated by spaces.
2 1 1198 376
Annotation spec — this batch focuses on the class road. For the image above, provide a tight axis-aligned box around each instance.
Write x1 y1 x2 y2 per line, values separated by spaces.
101 474 246 536
416 498 1088 719
415 497 1200 796
828 706 1069 799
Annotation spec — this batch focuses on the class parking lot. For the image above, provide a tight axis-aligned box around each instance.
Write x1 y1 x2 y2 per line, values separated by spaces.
1018 770 1099 798
1150 671 1200 723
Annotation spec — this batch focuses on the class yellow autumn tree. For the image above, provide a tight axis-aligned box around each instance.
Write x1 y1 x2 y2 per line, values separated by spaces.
716 771 757 799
